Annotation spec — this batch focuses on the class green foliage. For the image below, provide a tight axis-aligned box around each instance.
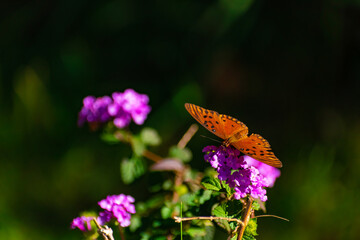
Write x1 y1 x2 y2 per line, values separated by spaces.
129 215 141 232
201 176 222 191
131 136 146 156
252 200 261 211
169 146 192 162
193 225 215 240
244 218 258 238
242 234 257 240
212 204 232 233
140 127 161 146
120 157 146 184
101 131 122 144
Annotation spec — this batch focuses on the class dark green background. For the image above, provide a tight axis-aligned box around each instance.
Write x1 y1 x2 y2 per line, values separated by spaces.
1 0 359 239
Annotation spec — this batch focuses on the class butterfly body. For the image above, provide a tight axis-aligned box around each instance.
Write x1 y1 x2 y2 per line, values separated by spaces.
185 103 282 168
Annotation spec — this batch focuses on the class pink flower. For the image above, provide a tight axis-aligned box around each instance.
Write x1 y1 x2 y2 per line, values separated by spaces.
78 89 151 129
203 145 281 202
70 216 93 232
98 194 136 227
244 156 281 187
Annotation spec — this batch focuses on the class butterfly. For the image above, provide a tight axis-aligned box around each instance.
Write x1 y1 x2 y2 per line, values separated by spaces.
185 103 282 168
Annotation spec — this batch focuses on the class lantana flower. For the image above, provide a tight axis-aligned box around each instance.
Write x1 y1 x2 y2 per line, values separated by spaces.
71 194 136 232
70 216 94 232
203 145 280 202
98 194 136 227
78 89 151 129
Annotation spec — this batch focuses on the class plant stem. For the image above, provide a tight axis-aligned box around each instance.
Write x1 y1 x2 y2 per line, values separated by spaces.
118 225 126 240
177 124 199 149
142 149 162 162
180 202 183 240
254 214 289 222
174 216 244 225
237 197 253 240
92 218 115 240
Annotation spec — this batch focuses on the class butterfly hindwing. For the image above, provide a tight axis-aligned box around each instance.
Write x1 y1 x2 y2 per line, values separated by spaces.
231 134 282 168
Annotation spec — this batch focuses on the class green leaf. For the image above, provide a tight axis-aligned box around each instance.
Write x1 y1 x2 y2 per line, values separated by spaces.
131 136 146 156
203 225 215 240
140 127 161 146
153 236 167 240
100 132 121 144
201 176 222 191
120 158 135 184
244 218 258 237
230 235 238 240
212 204 233 233
242 234 256 240
179 192 196 207
180 189 212 207
135 202 147 214
144 194 164 210
198 190 212 204
187 227 206 237
133 156 146 177
160 206 172 219
140 232 150 240
169 146 192 162
175 184 188 196
120 157 146 184
129 215 141 232
212 204 227 218
222 180 233 197
252 200 260 211
162 179 173 190
214 219 231 233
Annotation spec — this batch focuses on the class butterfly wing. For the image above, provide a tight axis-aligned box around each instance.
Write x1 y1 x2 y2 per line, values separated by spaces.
231 134 282 168
219 114 249 139
185 103 248 140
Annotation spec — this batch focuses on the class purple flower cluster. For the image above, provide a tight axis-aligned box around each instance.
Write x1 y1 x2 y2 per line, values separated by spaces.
98 194 136 227
203 146 280 202
71 216 93 232
78 89 151 129
71 194 136 232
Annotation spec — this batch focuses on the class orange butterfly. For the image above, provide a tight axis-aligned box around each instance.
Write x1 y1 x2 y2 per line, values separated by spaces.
185 103 282 168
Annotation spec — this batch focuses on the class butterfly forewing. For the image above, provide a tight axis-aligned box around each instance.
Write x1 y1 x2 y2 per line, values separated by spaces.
185 103 227 139
231 134 282 168
219 114 248 139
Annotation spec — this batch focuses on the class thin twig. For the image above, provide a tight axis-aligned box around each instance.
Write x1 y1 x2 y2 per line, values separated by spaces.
253 214 290 222
237 197 253 240
118 225 126 240
142 149 162 162
174 216 244 225
177 124 199 149
180 202 183 240
114 129 163 162
92 218 115 240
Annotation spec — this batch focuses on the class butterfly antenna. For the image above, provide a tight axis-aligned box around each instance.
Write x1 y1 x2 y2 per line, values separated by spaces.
200 135 222 144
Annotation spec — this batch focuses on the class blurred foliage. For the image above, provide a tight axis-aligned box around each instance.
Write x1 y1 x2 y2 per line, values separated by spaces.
0 0 360 239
